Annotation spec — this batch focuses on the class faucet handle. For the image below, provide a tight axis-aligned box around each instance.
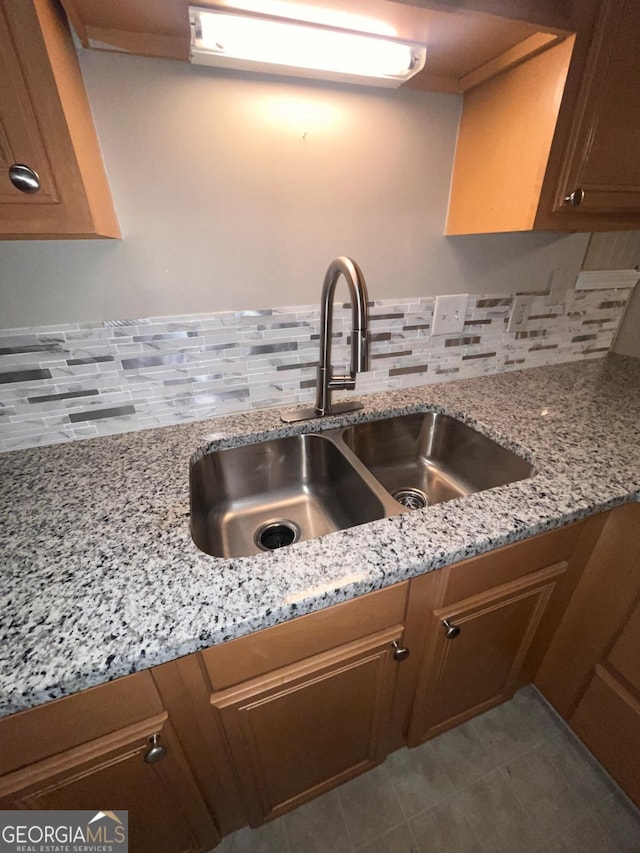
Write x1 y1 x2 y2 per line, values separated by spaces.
351 329 368 374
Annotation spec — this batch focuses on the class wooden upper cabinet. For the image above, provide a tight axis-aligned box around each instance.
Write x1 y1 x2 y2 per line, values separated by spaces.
549 0 640 217
448 0 640 233
0 0 119 239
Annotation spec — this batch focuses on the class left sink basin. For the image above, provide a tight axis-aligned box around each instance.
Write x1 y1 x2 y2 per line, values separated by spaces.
190 433 386 558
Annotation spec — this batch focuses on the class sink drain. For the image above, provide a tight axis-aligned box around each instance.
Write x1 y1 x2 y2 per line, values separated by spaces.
392 488 430 510
254 519 301 551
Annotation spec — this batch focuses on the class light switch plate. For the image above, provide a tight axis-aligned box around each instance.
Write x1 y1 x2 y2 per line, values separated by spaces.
507 295 534 333
432 294 468 336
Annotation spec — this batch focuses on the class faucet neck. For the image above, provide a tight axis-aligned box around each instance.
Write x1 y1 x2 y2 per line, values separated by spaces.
316 257 369 415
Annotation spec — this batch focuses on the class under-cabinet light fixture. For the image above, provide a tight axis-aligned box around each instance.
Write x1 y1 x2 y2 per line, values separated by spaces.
188 6 426 88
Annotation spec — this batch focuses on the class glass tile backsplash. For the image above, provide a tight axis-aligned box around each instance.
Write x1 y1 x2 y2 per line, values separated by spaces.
0 285 630 452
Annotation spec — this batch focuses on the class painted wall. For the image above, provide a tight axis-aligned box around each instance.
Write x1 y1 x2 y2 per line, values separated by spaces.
0 49 591 329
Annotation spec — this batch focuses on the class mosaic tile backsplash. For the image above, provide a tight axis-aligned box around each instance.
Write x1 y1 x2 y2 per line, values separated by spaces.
0 285 631 452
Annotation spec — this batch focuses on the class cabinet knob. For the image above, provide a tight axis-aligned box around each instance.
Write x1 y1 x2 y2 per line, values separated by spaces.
9 164 41 194
391 640 410 662
563 188 584 207
143 733 167 764
442 619 461 639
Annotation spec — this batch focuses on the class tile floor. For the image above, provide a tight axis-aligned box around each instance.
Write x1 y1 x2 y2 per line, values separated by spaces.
211 686 640 852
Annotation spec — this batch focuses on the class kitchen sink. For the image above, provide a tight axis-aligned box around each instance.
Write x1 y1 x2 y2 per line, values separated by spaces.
190 433 386 558
190 411 533 558
338 412 533 509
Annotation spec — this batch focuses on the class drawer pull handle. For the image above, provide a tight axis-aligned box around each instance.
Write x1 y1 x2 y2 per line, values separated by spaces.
9 164 41 194
391 640 410 662
144 733 167 764
442 619 461 639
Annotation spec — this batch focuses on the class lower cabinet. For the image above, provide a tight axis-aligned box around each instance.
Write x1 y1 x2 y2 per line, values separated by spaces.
408 562 567 742
0 674 219 853
4 510 637 847
406 518 598 745
212 627 401 824
536 503 640 807
198 583 410 829
571 663 640 807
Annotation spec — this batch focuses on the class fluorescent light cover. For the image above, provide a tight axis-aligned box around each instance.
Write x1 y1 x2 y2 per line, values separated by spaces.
219 1 397 37
189 7 426 87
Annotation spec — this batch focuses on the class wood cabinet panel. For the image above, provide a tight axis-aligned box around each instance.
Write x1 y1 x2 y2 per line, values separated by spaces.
409 562 566 743
0 672 164 776
442 522 581 605
0 0 118 238
446 36 574 234
201 582 408 691
211 626 402 824
0 7 58 207
536 504 640 808
550 0 640 215
535 504 640 719
0 713 219 852
607 597 640 696
448 0 640 232
570 665 640 808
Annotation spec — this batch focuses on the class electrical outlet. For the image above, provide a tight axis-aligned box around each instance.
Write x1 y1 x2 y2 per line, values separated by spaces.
507 295 534 333
431 294 468 336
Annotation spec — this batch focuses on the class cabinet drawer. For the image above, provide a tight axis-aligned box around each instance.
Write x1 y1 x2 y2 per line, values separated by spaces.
201 581 408 691
0 671 164 775
442 522 582 605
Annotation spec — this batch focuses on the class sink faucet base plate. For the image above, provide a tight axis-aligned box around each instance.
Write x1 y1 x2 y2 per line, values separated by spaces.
280 400 364 424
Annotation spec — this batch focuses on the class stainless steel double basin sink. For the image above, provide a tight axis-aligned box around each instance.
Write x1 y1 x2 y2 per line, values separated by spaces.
190 412 533 558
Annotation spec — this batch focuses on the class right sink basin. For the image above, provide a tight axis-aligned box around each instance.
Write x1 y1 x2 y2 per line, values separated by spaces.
338 412 533 510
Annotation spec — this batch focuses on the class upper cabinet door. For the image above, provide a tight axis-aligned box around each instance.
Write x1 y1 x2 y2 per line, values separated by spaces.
447 0 640 233
0 9 59 208
0 0 119 239
552 0 640 215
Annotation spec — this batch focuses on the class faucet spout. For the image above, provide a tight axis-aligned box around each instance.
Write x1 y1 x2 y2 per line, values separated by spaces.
316 257 369 415
281 257 370 423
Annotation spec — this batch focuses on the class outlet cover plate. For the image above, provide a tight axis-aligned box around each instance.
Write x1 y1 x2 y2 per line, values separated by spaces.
432 294 468 336
507 295 534 333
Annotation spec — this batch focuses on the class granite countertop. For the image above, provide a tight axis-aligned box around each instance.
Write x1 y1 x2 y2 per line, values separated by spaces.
1 354 640 720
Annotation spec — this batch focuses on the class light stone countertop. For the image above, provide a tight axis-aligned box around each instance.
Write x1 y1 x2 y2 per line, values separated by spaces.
1 354 639 719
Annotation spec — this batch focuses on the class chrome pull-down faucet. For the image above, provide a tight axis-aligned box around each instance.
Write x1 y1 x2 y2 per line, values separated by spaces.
281 257 369 423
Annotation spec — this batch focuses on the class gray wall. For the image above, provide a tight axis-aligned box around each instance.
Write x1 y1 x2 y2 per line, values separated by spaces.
0 49 592 329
